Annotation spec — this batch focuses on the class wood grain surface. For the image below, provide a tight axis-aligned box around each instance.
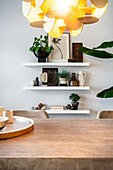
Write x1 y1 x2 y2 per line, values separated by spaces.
0 119 113 169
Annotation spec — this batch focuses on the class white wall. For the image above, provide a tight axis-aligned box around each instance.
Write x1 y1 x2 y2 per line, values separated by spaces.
0 0 113 118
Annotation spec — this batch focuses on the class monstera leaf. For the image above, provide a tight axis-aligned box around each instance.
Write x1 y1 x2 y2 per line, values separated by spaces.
93 41 113 49
78 41 113 98
78 47 113 59
97 87 113 98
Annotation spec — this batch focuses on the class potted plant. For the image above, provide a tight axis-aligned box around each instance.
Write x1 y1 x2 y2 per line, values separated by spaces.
78 41 113 98
29 35 54 62
56 70 71 86
69 93 80 110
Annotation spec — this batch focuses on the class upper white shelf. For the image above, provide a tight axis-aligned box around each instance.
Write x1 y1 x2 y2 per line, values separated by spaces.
23 62 90 67
23 86 90 91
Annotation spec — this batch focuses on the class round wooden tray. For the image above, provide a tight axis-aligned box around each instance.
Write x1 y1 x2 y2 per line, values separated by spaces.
0 116 34 139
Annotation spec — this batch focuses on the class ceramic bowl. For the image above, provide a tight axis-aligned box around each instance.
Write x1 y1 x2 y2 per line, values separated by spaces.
0 117 9 130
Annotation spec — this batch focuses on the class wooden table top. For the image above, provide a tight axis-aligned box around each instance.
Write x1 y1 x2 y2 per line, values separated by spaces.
0 119 113 159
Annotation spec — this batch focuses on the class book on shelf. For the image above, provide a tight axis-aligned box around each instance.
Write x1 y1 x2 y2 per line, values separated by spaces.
50 105 64 110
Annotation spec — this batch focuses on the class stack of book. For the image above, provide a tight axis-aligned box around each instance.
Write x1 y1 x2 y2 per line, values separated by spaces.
50 105 64 110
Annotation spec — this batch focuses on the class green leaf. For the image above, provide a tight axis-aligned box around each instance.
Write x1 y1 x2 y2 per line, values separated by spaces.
34 37 38 41
97 86 113 98
35 46 39 52
34 42 40 47
93 41 113 49
44 36 48 40
45 46 51 53
78 47 113 59
40 35 42 39
29 46 34 52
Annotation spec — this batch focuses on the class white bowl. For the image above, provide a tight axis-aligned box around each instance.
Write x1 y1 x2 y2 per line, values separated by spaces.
0 117 9 130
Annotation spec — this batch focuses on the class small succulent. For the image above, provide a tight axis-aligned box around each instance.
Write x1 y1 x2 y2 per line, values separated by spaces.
56 70 71 79
69 93 80 102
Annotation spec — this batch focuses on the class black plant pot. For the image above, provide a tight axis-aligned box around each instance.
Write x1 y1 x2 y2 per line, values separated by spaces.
71 102 79 110
33 48 51 62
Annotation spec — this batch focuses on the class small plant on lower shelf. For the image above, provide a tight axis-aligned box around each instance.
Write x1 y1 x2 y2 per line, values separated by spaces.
69 93 80 110
69 93 80 102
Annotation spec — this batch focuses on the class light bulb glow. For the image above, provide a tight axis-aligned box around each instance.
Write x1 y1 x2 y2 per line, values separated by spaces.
57 0 79 10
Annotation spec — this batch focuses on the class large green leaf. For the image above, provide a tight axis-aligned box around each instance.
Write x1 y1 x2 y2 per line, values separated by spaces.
78 47 113 59
93 41 113 49
97 86 113 98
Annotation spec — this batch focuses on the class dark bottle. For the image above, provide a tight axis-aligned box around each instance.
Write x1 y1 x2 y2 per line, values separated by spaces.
69 73 79 86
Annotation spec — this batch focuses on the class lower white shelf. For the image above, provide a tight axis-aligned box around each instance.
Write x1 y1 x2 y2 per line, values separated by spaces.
45 109 90 115
23 86 90 91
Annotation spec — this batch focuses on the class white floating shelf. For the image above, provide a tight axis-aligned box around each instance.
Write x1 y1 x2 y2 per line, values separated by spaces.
23 62 90 67
23 86 90 91
46 109 90 115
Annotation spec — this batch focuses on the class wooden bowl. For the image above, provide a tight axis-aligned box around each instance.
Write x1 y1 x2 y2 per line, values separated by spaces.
0 117 9 130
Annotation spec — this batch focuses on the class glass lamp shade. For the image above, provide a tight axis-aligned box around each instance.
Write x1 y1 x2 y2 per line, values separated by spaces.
43 15 55 33
77 0 87 9
26 5 44 23
91 3 108 18
70 24 83 37
48 19 66 38
64 7 84 30
90 0 108 8
22 0 31 17
22 0 108 38
40 0 58 13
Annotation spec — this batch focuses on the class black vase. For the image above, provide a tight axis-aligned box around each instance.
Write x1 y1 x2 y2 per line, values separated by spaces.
33 48 51 62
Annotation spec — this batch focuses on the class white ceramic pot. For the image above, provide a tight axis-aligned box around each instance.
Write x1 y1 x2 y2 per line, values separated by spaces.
59 78 68 86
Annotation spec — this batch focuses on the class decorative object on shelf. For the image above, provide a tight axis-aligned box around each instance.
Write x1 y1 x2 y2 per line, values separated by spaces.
69 73 79 86
42 68 58 86
32 107 36 110
40 72 48 86
0 106 5 116
36 103 44 110
66 104 71 110
78 71 86 86
41 106 46 110
78 40 113 98
52 38 63 59
51 105 64 110
29 35 54 62
3 110 13 124
69 93 80 110
69 43 83 63
22 0 108 38
32 103 46 110
48 33 70 62
56 69 71 86
32 77 39 86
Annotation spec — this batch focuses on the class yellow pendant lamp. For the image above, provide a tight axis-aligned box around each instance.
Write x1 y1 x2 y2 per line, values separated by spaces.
22 0 108 38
